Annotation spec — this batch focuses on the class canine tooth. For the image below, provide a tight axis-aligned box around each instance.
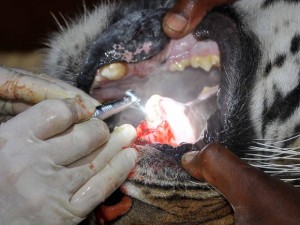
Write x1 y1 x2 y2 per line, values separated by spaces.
169 59 190 72
98 63 127 80
191 56 212 72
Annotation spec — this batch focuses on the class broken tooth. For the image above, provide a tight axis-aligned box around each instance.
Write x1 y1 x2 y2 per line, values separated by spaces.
145 95 164 128
169 59 190 72
98 62 128 80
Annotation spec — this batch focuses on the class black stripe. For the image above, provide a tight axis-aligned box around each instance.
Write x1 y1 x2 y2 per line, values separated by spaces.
262 0 300 8
262 88 283 137
290 34 300 55
262 74 300 136
274 54 287 68
198 212 234 225
129 180 212 191
262 99 268 137
262 0 280 8
278 77 300 121
264 61 273 77
263 54 286 78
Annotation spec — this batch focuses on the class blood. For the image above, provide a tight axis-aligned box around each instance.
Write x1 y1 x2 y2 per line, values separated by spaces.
135 120 178 147
95 119 178 224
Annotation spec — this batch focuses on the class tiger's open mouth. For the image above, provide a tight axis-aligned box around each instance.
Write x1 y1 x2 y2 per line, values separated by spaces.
77 6 256 223
80 10 223 179
91 33 221 144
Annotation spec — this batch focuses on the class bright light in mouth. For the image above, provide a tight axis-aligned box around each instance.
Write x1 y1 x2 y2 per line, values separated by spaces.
136 83 218 146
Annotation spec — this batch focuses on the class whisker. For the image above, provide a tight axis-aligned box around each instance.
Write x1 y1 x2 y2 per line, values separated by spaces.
253 131 300 144
59 12 70 30
241 142 300 187
50 12 64 32
250 142 300 152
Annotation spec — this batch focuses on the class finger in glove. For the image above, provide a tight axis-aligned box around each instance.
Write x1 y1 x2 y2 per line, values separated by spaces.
1 98 95 140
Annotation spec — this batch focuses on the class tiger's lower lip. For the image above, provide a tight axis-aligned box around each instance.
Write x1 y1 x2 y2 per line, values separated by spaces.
152 143 200 163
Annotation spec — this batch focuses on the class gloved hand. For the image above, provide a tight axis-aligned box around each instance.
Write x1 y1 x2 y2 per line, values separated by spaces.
0 66 99 115
182 144 300 224
163 0 237 39
0 97 137 225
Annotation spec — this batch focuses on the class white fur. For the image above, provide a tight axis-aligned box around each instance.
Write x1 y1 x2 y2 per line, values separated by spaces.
44 3 117 83
235 1 300 143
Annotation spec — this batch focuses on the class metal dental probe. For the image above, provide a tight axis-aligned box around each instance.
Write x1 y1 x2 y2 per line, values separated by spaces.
92 90 145 120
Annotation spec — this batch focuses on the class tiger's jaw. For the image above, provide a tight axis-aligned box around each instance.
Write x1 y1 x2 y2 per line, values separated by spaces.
82 6 257 224
81 6 259 150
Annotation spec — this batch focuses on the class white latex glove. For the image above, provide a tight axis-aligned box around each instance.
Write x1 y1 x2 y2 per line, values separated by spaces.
0 66 99 115
0 98 137 225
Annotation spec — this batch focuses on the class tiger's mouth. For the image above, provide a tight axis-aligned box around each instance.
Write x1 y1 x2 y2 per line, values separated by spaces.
78 6 257 223
91 33 221 143
81 11 222 176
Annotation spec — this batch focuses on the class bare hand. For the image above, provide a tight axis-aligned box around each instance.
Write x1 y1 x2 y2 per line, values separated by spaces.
163 0 236 39
182 144 300 224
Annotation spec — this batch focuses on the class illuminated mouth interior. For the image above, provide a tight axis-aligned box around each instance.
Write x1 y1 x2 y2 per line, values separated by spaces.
90 34 221 147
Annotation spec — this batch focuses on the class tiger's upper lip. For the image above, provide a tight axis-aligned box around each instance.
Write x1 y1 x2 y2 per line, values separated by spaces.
77 8 169 93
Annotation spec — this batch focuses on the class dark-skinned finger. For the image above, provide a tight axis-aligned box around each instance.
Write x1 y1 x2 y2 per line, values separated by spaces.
163 0 237 39
182 143 300 224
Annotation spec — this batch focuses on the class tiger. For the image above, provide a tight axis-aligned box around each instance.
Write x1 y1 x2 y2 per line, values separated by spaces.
43 0 300 224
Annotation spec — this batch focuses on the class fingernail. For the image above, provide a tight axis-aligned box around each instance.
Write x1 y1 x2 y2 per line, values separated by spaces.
164 13 188 32
181 151 198 165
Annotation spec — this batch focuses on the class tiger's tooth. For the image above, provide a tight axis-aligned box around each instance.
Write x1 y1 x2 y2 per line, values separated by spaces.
169 59 190 72
199 86 219 100
191 56 212 72
145 95 164 128
98 62 128 80
211 55 220 67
